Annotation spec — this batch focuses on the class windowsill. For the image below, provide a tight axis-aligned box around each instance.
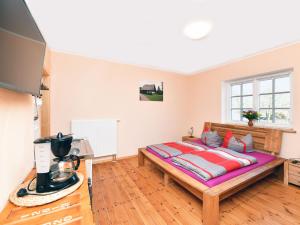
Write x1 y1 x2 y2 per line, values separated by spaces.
225 121 296 133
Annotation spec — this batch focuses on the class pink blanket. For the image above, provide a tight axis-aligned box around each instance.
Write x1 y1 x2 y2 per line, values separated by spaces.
147 139 276 187
171 148 257 181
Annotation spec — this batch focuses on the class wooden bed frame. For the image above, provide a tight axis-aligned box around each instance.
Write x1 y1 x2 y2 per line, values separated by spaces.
138 122 286 225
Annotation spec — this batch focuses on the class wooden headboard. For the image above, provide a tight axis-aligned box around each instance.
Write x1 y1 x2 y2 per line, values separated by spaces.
204 122 283 155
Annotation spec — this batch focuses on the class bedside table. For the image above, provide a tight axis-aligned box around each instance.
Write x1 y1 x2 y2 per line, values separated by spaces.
284 160 300 186
182 136 199 142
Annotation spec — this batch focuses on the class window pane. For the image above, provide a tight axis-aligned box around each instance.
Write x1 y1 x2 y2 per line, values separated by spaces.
242 83 253 95
275 76 290 92
232 110 241 121
231 97 241 108
242 115 250 122
275 93 290 108
259 94 273 108
242 96 253 108
275 109 289 124
231 85 241 96
259 109 273 123
259 79 272 94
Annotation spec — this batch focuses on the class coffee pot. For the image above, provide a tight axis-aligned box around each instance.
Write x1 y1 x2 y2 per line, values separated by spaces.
33 132 80 193
50 155 80 183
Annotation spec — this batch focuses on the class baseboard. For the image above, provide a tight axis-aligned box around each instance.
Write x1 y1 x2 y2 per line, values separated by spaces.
92 154 137 164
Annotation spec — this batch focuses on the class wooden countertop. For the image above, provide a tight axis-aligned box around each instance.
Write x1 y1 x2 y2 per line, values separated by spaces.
0 160 94 225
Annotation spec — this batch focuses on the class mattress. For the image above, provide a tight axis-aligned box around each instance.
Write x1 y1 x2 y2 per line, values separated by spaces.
146 139 276 187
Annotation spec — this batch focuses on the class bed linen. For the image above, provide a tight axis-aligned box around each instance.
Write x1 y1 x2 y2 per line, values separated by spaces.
146 141 206 158
171 147 257 181
146 140 276 187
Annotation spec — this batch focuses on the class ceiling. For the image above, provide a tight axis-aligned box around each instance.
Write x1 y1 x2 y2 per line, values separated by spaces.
25 0 300 74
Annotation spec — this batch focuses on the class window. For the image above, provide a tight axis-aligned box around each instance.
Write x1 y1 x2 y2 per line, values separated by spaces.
230 82 254 121
226 70 292 126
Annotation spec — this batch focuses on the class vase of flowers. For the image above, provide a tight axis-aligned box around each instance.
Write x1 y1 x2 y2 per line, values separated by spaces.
242 110 260 127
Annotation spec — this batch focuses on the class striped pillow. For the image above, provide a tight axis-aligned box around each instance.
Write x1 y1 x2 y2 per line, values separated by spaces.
201 129 222 148
222 131 253 153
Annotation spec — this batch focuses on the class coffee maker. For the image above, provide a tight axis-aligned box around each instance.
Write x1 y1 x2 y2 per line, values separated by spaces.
33 132 80 193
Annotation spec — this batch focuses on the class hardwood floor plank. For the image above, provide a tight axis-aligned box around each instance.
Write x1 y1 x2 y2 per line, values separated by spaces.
92 166 112 225
92 157 300 225
110 162 168 225
120 158 202 224
110 163 158 225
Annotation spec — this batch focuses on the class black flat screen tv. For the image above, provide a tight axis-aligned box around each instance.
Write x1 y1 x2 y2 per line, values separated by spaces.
0 0 46 96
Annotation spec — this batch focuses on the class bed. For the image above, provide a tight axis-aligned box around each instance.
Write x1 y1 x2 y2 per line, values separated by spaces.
138 122 286 225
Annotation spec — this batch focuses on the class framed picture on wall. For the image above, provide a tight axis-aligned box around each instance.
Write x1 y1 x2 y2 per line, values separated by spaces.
139 81 163 101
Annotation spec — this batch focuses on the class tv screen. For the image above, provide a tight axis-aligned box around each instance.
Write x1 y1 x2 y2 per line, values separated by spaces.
0 0 46 96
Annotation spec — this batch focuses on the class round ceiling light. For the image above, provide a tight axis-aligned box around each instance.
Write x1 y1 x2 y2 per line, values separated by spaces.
183 21 213 40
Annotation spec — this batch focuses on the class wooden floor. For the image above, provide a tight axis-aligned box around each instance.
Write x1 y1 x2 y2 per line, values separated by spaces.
92 157 300 225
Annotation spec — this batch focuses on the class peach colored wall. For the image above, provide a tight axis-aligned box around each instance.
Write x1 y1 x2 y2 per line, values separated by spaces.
44 47 52 75
49 52 190 157
188 43 300 158
49 43 300 159
0 88 34 211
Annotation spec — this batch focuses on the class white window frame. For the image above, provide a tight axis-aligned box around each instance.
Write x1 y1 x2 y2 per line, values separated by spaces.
223 69 293 128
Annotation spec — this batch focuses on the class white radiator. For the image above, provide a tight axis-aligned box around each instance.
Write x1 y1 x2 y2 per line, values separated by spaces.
71 119 118 158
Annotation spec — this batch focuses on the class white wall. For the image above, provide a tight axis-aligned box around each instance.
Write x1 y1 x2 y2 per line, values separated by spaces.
0 88 34 211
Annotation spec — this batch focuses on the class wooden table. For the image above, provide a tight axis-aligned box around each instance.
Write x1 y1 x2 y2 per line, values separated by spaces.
182 136 200 142
0 160 94 225
284 159 300 186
